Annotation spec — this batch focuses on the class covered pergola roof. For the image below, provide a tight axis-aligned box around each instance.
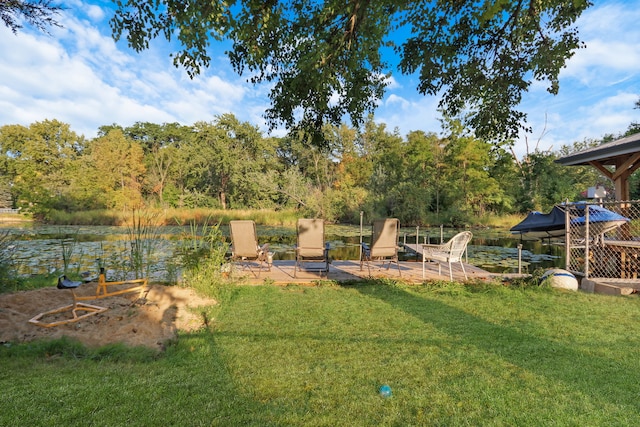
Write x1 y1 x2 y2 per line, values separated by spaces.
556 132 640 201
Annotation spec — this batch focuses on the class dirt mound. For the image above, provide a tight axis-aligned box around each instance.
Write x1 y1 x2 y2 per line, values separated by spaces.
0 284 216 350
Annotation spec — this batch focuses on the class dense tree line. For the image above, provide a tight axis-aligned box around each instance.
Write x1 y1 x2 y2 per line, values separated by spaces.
5 2 636 226
0 115 632 225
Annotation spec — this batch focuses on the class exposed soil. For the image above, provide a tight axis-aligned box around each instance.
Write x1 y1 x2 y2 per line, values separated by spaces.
0 283 216 350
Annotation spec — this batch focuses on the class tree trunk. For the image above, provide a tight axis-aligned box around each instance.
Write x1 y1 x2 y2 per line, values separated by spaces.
220 191 227 209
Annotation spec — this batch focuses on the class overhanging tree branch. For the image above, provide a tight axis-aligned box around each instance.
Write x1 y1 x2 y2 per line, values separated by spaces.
109 0 592 145
1 0 63 34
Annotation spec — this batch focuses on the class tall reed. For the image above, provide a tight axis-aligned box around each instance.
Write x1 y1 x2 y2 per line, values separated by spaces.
175 218 230 301
59 229 84 276
0 230 21 293
125 209 162 279
44 207 301 226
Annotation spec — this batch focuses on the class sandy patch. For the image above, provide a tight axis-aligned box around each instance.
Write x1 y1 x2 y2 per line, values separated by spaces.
0 284 216 350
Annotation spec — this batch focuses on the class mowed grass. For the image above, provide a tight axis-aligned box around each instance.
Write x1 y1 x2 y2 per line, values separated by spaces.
2 281 640 426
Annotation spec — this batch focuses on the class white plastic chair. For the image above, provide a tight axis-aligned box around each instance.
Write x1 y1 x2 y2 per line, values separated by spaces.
421 231 473 281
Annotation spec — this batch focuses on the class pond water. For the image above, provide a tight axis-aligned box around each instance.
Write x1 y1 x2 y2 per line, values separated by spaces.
1 222 564 279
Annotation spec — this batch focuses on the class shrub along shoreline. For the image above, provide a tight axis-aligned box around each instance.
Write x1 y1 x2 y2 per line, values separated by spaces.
38 207 522 229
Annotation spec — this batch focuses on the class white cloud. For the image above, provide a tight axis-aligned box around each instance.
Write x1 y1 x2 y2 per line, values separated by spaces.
577 2 640 37
559 2 640 85
0 7 270 138
563 40 640 85
385 94 410 109
84 5 105 21
382 74 400 90
376 94 441 136
513 1 640 159
574 92 638 133
515 89 639 158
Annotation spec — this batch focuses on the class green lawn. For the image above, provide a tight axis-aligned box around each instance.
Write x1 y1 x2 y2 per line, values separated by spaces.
2 281 640 426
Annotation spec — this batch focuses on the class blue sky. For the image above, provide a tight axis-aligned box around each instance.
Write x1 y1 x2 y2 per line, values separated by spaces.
0 0 638 159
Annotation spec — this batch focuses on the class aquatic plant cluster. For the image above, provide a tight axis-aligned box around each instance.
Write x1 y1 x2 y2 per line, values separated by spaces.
0 219 562 291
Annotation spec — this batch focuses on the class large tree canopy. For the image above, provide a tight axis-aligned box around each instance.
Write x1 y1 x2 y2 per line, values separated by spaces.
111 0 591 143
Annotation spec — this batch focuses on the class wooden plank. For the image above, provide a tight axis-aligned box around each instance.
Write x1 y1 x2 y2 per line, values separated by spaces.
230 260 495 285
581 278 640 295
594 282 635 296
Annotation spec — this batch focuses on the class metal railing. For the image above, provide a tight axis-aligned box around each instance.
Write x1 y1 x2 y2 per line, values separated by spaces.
566 200 640 279
0 208 20 214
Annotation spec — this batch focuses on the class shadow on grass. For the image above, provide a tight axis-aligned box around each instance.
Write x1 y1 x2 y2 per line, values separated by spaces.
352 281 640 413
0 331 282 426
159 330 285 426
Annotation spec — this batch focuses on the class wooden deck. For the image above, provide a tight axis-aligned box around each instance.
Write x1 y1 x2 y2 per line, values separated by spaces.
230 259 498 285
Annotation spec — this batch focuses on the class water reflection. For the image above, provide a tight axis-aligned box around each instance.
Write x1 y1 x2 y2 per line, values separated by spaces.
2 223 563 277
263 226 563 274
